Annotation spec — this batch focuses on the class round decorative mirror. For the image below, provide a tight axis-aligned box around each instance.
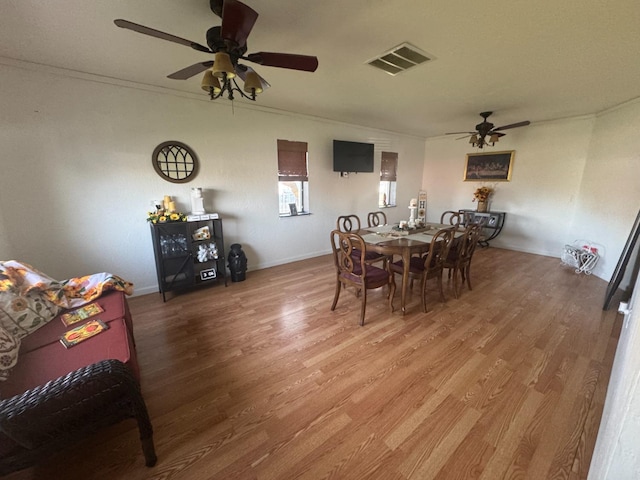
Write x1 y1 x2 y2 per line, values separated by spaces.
152 141 199 183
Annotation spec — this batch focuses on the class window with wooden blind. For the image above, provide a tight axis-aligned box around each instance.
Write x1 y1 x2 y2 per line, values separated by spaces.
277 140 310 216
379 152 398 207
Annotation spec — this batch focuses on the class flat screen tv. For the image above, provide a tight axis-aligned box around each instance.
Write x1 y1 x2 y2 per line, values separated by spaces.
333 140 374 173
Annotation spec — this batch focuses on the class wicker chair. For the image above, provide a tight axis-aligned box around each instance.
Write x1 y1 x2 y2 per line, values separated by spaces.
0 359 156 475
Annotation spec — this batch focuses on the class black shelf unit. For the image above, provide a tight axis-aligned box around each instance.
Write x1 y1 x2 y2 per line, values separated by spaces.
150 219 227 301
459 210 506 246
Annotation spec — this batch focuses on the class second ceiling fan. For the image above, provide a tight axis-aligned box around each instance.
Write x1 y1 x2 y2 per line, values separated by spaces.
447 111 530 149
114 0 319 101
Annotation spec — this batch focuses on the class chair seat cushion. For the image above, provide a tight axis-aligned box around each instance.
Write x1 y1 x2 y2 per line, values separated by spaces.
1 291 139 399
446 250 460 262
392 256 428 274
340 263 389 286
1 317 135 399
351 249 384 261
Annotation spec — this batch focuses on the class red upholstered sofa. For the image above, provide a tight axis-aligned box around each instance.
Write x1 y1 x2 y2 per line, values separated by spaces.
0 290 156 475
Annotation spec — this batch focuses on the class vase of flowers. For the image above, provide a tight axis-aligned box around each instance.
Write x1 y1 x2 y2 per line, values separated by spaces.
473 186 493 213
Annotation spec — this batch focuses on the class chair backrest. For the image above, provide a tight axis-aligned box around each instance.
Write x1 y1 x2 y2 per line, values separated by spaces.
336 214 361 232
463 223 484 261
423 228 456 273
330 229 366 281
455 223 484 264
440 210 461 226
367 211 387 227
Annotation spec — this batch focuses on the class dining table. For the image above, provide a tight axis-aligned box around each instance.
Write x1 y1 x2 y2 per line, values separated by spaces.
358 223 463 314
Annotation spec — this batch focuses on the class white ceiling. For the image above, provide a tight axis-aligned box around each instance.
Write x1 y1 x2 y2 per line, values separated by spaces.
2 0 639 138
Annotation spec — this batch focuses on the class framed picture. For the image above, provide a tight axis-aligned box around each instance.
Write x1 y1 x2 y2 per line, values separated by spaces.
289 203 298 216
464 150 514 181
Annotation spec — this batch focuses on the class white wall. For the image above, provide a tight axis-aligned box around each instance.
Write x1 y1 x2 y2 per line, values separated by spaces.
423 103 640 284
585 99 640 478
2 61 639 293
423 117 593 255
588 277 640 479
573 99 640 288
0 64 426 294
0 209 10 259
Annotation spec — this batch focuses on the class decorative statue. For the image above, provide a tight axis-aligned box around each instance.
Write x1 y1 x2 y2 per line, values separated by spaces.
227 244 247 282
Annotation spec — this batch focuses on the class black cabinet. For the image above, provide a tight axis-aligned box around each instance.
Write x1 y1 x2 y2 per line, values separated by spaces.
150 219 227 301
459 210 506 246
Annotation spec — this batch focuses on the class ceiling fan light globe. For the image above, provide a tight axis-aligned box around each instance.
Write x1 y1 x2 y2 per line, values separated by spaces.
489 133 500 143
243 71 263 94
212 52 236 79
201 71 222 93
469 134 478 144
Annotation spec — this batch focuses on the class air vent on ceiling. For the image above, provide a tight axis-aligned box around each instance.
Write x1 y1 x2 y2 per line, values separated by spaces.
367 43 434 76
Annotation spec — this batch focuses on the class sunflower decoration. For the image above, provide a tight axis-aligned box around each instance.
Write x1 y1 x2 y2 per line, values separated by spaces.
147 211 187 223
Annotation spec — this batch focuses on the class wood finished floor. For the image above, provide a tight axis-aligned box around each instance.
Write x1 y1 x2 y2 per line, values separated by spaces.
9 247 621 480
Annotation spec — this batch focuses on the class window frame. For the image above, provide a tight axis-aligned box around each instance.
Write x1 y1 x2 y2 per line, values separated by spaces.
379 151 398 208
277 140 310 217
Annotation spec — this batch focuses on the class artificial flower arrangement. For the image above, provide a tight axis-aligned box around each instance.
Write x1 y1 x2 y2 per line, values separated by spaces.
146 211 187 223
472 186 493 203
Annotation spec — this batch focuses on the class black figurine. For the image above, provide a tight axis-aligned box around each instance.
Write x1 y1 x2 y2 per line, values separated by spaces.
227 244 247 282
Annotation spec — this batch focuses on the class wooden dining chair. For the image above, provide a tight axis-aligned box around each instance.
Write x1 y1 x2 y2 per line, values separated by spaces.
336 214 361 232
367 211 387 227
440 210 462 227
388 228 456 313
330 229 395 326
443 223 483 298
336 214 386 266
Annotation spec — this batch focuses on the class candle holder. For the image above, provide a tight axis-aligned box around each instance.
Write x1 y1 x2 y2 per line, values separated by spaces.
408 206 418 228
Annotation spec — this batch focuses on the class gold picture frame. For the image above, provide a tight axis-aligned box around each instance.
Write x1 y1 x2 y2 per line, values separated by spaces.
464 150 514 181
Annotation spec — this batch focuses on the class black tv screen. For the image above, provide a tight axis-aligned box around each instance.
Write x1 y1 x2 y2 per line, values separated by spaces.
333 140 374 173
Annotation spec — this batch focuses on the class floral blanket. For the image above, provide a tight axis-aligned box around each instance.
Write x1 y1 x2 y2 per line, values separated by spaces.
0 260 133 309
0 260 134 380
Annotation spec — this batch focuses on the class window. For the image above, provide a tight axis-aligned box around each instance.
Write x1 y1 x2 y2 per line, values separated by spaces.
278 140 309 216
379 151 398 207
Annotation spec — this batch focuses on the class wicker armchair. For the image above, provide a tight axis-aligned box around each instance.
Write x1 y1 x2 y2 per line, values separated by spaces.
0 359 156 475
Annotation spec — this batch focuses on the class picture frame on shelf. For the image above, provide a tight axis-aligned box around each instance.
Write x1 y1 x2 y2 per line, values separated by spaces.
464 150 514 181
289 203 298 216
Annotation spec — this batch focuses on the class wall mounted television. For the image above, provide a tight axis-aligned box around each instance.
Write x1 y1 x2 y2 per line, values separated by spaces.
333 140 375 173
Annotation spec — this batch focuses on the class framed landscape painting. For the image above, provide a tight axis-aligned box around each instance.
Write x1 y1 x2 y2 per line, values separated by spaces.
464 150 514 181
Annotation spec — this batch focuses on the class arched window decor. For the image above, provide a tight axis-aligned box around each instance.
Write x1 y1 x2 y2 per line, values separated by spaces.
152 141 199 183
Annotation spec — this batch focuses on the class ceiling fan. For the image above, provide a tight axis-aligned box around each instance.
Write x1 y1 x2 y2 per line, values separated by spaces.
114 0 318 101
446 111 530 149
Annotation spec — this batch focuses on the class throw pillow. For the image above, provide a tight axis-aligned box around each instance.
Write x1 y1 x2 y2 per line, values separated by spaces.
0 321 20 381
0 290 61 339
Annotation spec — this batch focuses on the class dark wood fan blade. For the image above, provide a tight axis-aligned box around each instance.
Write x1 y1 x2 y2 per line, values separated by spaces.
114 19 211 53
245 52 318 72
210 0 224 17
167 61 214 80
446 131 475 135
236 64 271 90
221 0 258 48
493 120 531 131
